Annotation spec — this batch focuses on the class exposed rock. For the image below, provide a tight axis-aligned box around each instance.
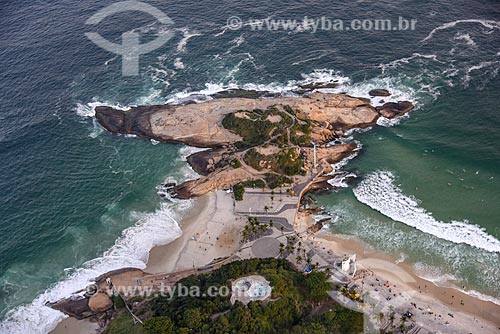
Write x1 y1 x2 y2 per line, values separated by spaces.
294 82 339 94
95 91 415 200
301 143 358 170
369 89 391 97
96 93 382 147
376 101 414 118
48 296 93 320
187 148 227 176
88 293 112 313
310 127 335 143
171 167 255 199
307 218 332 234
210 89 278 99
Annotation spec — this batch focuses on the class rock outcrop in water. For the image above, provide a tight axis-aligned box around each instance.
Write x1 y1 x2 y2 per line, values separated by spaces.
96 90 414 199
369 89 391 97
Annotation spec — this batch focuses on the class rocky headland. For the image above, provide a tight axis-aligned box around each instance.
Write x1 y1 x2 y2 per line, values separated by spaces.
96 90 413 199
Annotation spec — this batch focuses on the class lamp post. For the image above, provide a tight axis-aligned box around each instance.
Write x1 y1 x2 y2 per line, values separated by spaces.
311 141 317 174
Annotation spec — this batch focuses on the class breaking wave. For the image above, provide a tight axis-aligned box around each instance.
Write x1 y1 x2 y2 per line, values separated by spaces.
421 19 500 42
0 201 185 334
353 170 500 253
0 145 199 334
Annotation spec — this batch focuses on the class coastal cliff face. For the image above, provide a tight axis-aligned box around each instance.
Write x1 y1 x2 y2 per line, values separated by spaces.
96 93 388 147
96 91 414 199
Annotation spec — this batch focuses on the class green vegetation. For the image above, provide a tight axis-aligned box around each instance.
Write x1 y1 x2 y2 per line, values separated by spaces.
222 107 294 149
105 259 363 334
241 216 271 242
230 159 242 169
221 110 274 148
265 173 292 189
143 316 175 334
273 148 305 176
233 183 245 201
290 121 313 145
244 148 305 176
240 179 266 189
233 179 266 201
104 313 146 334
243 148 265 171
110 295 125 309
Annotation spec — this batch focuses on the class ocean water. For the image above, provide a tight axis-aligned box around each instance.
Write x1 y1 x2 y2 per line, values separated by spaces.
0 0 499 332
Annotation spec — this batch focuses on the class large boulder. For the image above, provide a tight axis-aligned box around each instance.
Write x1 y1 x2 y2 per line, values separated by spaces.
369 89 391 97
88 293 112 313
376 101 414 118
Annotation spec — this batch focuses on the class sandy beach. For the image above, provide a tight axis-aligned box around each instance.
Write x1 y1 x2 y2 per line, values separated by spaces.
146 190 246 274
311 231 500 333
49 318 99 334
51 190 244 334
51 192 500 334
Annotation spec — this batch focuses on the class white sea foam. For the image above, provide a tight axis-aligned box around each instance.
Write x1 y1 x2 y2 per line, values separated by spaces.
330 141 362 171
453 33 477 47
463 60 500 85
165 69 352 105
421 19 500 42
174 57 185 69
224 34 245 54
327 172 357 188
76 68 417 127
75 101 127 118
379 53 443 73
89 119 104 138
176 28 202 52
0 201 185 334
413 262 500 305
353 171 500 253
463 288 500 306
413 262 459 286
320 75 419 108
0 143 202 333
376 113 410 127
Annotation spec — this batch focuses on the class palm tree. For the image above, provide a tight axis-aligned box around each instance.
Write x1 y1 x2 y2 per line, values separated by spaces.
389 314 395 328
377 312 384 324
241 230 249 243
269 220 274 228
296 255 303 264
399 323 406 333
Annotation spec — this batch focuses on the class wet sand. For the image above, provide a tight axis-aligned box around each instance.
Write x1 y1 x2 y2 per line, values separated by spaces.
51 194 500 334
312 231 500 333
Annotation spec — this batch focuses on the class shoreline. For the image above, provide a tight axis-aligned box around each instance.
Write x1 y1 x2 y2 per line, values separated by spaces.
311 230 500 332
52 192 500 334
145 194 212 274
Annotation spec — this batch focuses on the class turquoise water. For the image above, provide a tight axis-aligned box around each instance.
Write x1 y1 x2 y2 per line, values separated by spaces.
0 0 499 332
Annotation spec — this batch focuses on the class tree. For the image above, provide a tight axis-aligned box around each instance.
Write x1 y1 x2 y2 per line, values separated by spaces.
377 312 384 324
303 272 332 302
389 313 395 327
182 308 203 330
143 316 174 334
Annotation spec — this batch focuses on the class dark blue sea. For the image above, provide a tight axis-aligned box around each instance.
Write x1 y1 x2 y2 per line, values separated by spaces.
0 1 499 332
